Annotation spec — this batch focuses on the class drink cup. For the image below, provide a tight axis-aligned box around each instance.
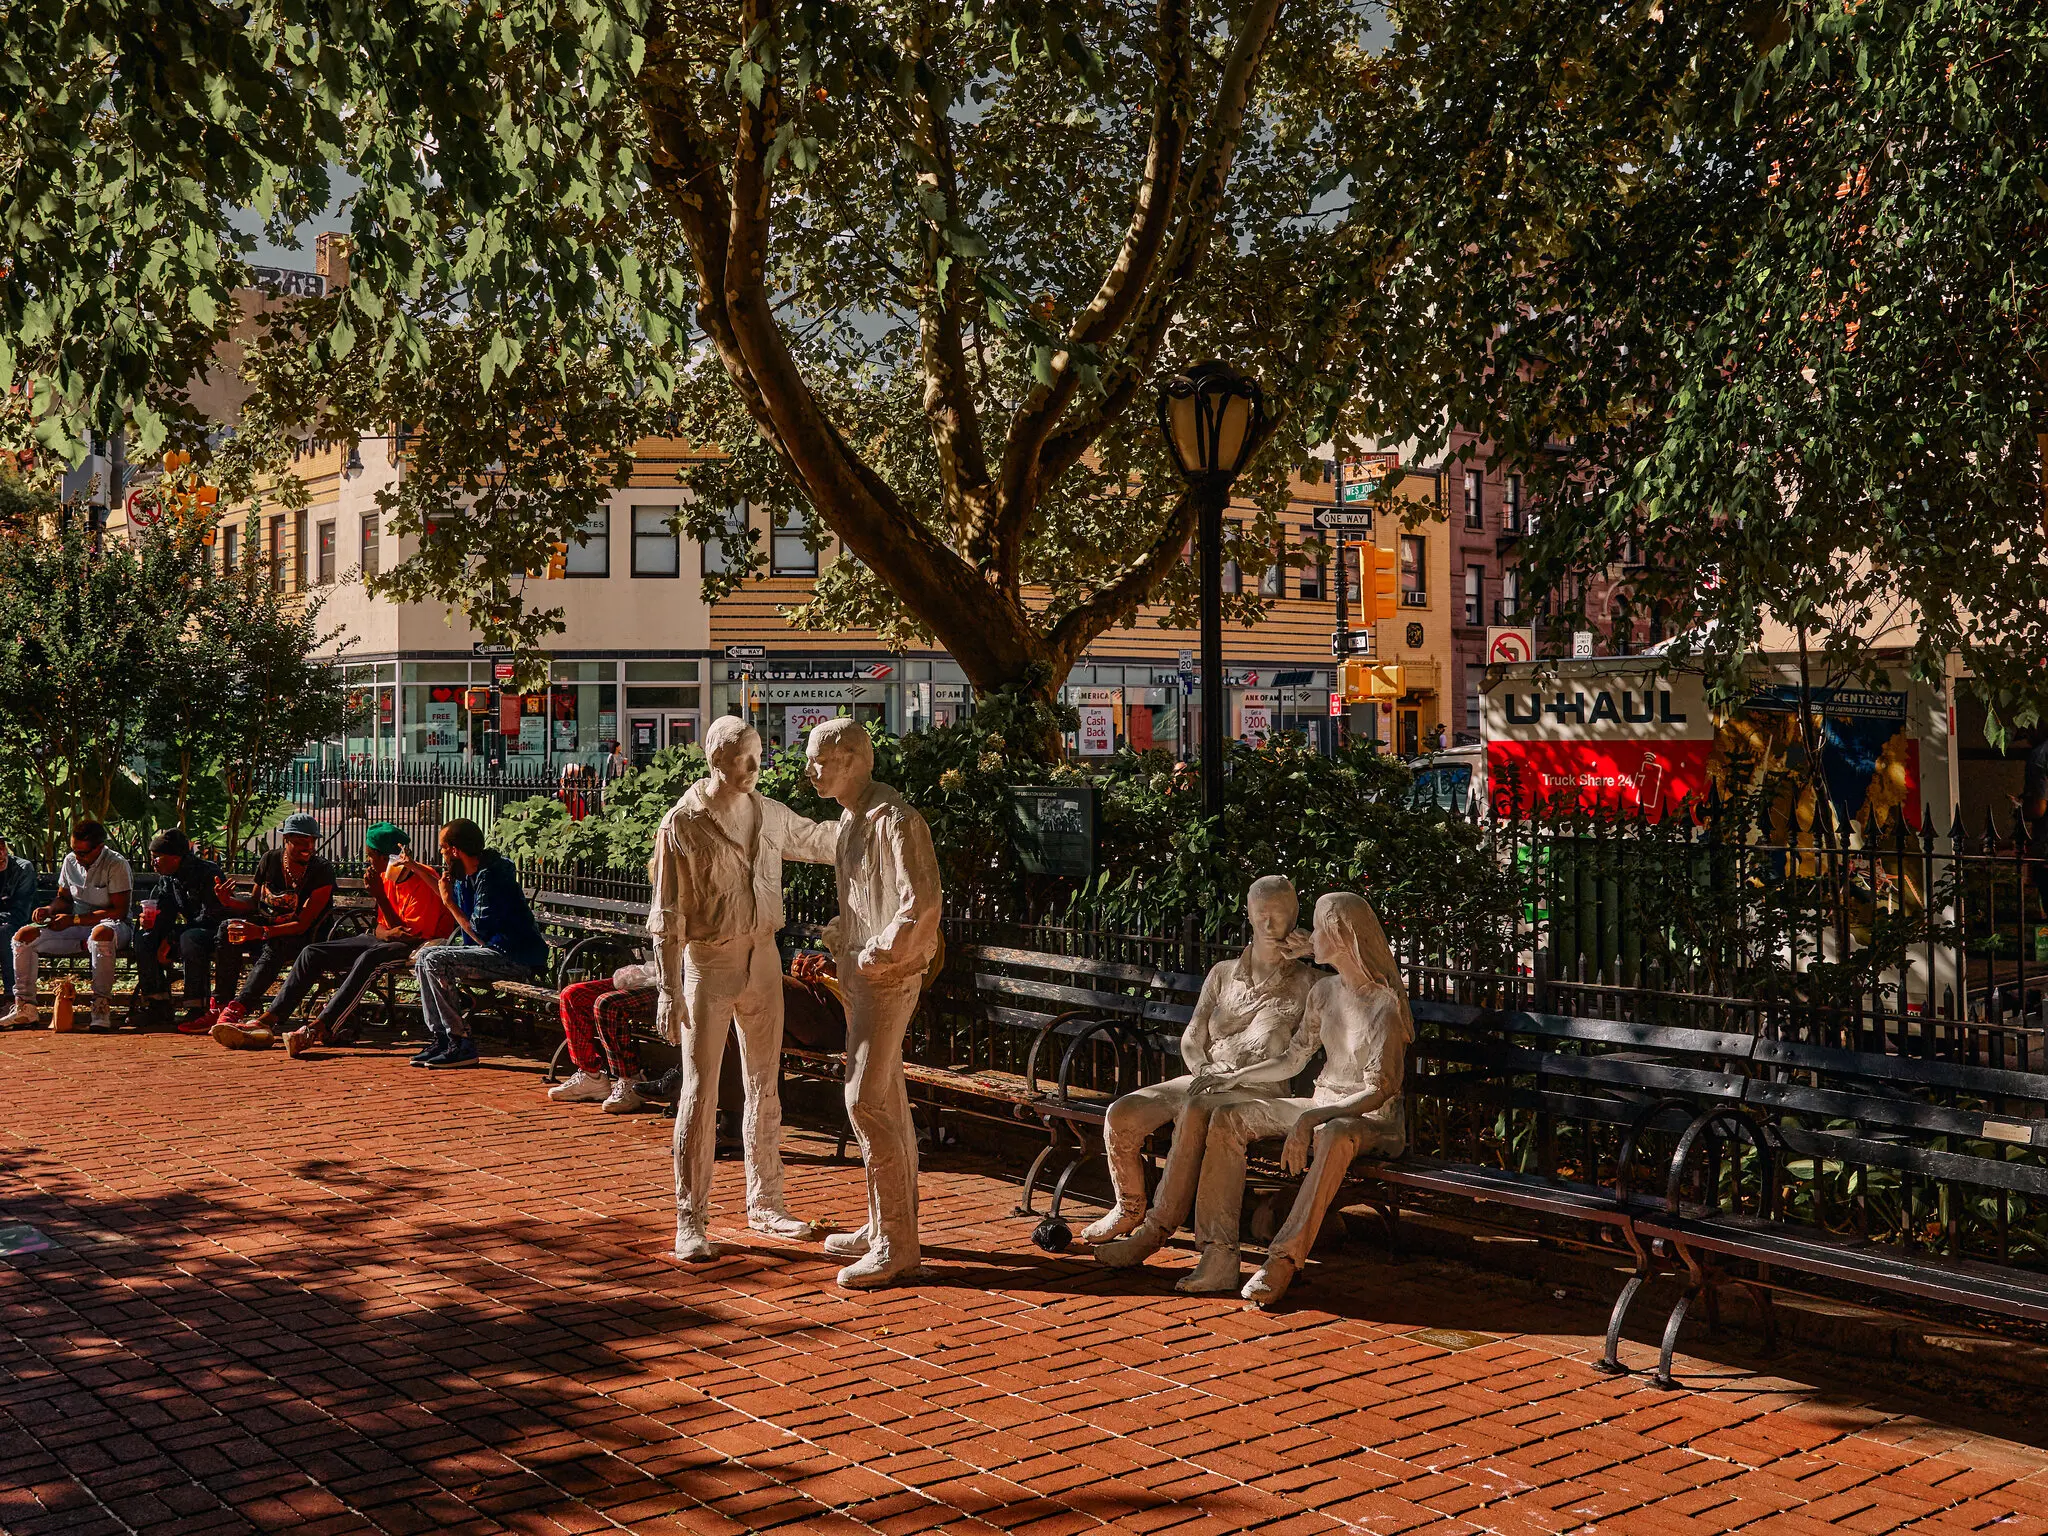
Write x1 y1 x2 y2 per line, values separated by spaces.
224 919 248 945
140 898 159 925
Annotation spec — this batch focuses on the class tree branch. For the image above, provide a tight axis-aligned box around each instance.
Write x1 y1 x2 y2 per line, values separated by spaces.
1042 487 1200 669
1036 0 1286 487
993 0 1194 573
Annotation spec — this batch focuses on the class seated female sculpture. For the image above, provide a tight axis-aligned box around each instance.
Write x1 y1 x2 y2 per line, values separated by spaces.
1088 875 1315 1262
1198 891 1412 1305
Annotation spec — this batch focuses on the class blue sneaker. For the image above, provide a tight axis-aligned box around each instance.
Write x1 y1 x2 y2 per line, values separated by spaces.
424 1037 480 1070
410 1030 450 1066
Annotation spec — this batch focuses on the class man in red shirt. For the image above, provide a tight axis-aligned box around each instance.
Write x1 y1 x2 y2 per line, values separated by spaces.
214 823 454 1052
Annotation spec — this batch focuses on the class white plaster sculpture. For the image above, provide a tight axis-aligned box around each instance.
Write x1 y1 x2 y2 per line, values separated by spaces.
649 716 840 1261
804 718 943 1290
1219 891 1412 1306
1089 875 1316 1267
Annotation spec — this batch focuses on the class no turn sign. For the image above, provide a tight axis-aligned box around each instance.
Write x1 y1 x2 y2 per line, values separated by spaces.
1487 626 1536 664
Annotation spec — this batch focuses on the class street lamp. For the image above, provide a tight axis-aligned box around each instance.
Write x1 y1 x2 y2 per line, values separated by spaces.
1158 360 1268 819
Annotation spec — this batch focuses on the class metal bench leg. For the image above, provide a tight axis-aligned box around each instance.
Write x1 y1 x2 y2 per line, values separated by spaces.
1653 1285 1698 1391
545 1038 571 1084
1595 1264 1649 1377
1047 1144 1095 1219
1016 1132 1061 1217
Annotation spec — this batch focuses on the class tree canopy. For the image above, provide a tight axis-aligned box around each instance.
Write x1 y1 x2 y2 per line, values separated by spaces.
1349 0 2048 727
5 0 1393 713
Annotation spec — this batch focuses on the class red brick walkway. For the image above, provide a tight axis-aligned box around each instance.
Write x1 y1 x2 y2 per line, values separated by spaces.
3 1032 2046 1536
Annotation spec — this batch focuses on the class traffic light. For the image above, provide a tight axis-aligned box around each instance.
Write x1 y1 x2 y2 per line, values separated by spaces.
1366 544 1401 622
1341 661 1405 704
545 542 568 580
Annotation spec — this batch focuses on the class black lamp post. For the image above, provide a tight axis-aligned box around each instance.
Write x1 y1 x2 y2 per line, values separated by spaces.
1157 360 1268 819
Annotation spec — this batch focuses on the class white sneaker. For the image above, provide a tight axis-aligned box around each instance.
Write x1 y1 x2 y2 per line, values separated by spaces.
748 1209 819 1240
1080 1201 1147 1245
601 1079 649 1115
836 1249 920 1291
673 1229 718 1263
0 1001 38 1029
548 1071 613 1103
88 1004 113 1033
822 1228 871 1260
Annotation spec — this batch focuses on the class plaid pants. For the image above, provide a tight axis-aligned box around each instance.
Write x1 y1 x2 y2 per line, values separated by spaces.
558 978 658 1080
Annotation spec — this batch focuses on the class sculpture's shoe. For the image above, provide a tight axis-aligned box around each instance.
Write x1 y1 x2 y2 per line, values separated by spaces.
1175 1244 1243 1294
1080 1202 1146 1245
672 1230 719 1263
836 1250 920 1290
749 1208 819 1240
1242 1256 1298 1309
822 1227 871 1260
1095 1220 1168 1269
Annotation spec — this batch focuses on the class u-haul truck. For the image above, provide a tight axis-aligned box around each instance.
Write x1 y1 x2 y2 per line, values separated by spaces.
1481 656 1953 831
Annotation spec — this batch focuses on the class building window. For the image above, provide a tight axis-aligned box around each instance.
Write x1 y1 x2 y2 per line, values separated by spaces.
316 520 336 585
1463 469 1483 529
1399 535 1426 605
1464 566 1483 626
1301 552 1323 601
1260 536 1285 597
631 506 679 578
1503 474 1523 533
702 503 749 575
1221 519 1242 595
269 515 287 592
771 508 820 577
1465 675 1482 738
292 510 308 591
565 507 609 577
222 524 240 574
1499 567 1521 621
359 514 379 580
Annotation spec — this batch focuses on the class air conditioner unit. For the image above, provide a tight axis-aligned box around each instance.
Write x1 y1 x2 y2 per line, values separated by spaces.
1400 589 1428 608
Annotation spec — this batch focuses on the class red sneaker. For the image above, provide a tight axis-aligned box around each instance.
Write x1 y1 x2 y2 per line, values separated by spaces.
177 1004 222 1036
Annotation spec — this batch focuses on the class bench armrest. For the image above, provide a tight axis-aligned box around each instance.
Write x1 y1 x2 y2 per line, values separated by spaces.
1664 1104 1778 1218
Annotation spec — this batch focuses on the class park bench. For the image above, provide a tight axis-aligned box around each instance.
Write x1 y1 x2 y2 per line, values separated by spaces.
1615 1033 2048 1387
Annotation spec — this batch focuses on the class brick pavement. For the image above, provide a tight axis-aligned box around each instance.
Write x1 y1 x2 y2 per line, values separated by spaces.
3 1030 2046 1536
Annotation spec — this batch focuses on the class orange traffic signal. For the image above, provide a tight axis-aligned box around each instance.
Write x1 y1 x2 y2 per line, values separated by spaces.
1366 544 1401 622
546 542 568 580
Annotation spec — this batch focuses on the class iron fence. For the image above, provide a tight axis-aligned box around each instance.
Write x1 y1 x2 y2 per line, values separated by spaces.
272 758 616 866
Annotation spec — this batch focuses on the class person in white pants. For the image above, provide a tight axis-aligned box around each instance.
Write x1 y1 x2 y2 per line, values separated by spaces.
1085 876 1314 1249
1 822 134 1033
648 717 839 1261
1203 892 1412 1305
804 718 942 1290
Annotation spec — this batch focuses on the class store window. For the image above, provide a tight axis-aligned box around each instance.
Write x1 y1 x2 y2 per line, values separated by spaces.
632 506 679 577
359 514 379 579
566 507 609 577
703 503 749 575
771 508 819 576
316 520 336 585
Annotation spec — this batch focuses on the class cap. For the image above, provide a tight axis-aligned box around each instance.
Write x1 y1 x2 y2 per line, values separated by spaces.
149 828 193 859
364 822 409 856
279 812 321 840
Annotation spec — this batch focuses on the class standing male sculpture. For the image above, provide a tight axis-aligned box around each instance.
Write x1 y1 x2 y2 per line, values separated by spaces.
649 716 839 1261
1086 875 1316 1256
1209 891 1412 1306
804 718 943 1290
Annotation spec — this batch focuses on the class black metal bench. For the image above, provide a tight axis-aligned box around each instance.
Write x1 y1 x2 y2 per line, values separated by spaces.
1618 1033 2048 1386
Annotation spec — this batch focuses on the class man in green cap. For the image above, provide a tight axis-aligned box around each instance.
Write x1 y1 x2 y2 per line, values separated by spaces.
214 822 454 1052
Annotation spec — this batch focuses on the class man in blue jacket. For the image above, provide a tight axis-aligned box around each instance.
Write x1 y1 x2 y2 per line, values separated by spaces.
0 835 37 1000
411 818 548 1069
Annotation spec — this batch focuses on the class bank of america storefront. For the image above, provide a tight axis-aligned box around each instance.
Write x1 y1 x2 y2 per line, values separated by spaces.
320 650 1340 770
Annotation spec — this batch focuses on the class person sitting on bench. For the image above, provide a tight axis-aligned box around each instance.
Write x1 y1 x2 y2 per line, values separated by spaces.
134 829 231 1032
0 835 37 1008
410 818 548 1069
207 814 336 1042
2 820 133 1033
218 823 454 1053
548 959 663 1112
